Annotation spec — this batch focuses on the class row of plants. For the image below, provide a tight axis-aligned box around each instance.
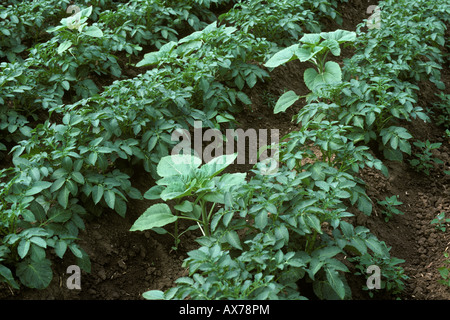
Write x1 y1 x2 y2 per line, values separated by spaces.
1 0 447 298
217 0 346 47
0 0 119 62
138 31 402 301
0 0 350 291
0 0 236 159
138 0 449 299
0 18 278 291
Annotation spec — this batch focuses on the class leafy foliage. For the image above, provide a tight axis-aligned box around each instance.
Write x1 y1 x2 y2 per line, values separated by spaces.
0 0 443 299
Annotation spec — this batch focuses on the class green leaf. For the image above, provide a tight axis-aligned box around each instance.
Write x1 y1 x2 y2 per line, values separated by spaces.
57 186 70 209
25 181 52 196
321 39 340 56
83 25 103 37
174 200 193 213
29 200 46 222
104 190 115 209
51 178 65 193
264 44 299 68
16 258 53 289
358 196 372 215
160 181 191 201
157 155 201 177
237 92 252 105
115 198 127 217
316 246 341 260
305 214 322 233
143 185 164 200
130 203 177 232
54 240 68 258
0 265 20 289
226 231 242 250
325 267 346 299
143 290 165 300
201 153 237 178
255 211 268 230
47 207 72 223
304 61 342 91
365 237 385 256
71 172 85 184
320 29 356 43
57 40 72 55
300 33 321 45
30 237 47 248
92 185 104 205
295 46 322 62
274 91 300 114
18 239 30 259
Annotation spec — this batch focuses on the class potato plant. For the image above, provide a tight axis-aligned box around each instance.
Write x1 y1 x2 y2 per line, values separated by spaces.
0 0 446 300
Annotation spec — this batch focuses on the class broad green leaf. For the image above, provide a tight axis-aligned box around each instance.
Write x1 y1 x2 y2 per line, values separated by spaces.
47 207 71 223
294 46 322 62
54 240 67 258
0 265 19 289
25 181 52 196
304 61 342 91
83 25 103 37
366 237 385 256
57 186 70 209
57 40 72 55
16 258 53 289
315 246 341 259
51 178 65 193
29 200 46 221
264 44 299 68
226 231 242 250
92 185 104 205
320 29 356 43
237 92 252 105
76 247 91 273
160 181 191 201
216 172 246 191
18 239 30 259
300 33 321 45
115 198 127 217
104 190 116 209
274 90 300 114
174 200 193 213
30 237 47 248
157 155 201 177
143 185 164 200
69 244 83 258
255 211 268 230
349 238 367 255
358 196 372 215
340 221 354 238
201 153 238 178
309 257 324 278
321 39 340 56
136 42 177 67
305 214 322 233
325 267 346 299
130 203 177 232
315 180 330 192
71 172 85 184
143 290 165 300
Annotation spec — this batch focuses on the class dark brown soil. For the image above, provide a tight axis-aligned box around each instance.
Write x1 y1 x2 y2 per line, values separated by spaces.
1 0 449 300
